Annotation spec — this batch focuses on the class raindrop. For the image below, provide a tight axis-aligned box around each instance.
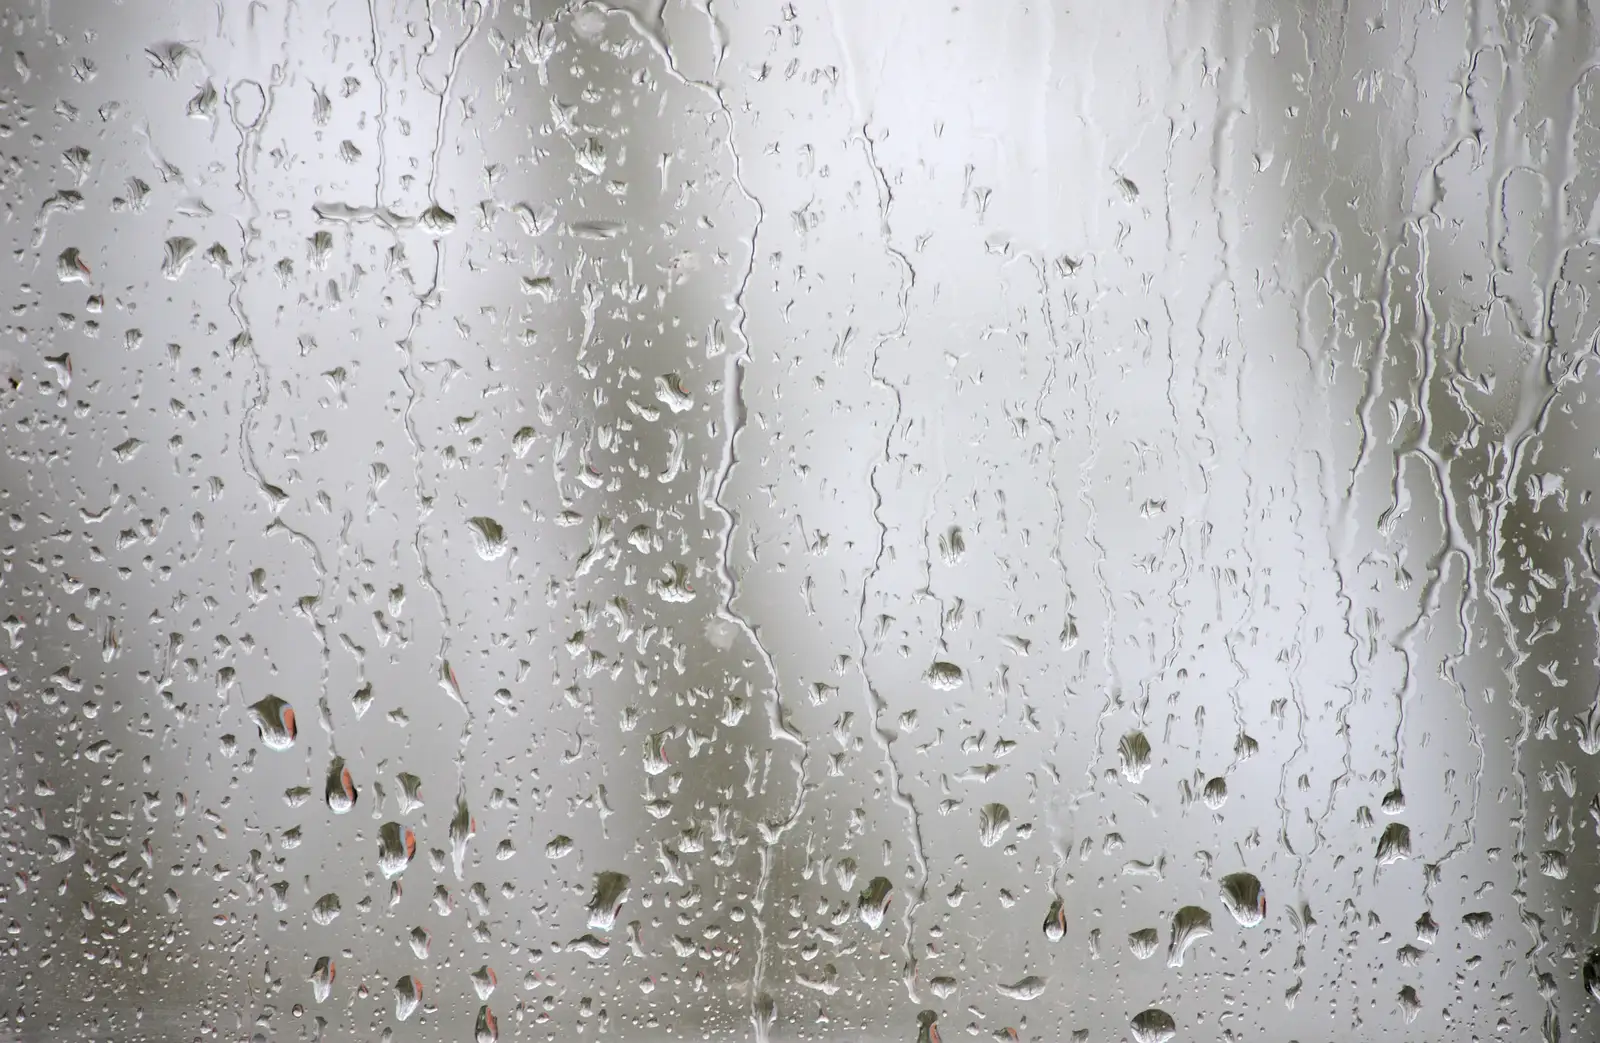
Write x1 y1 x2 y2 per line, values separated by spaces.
1461 911 1493 939
161 236 197 279
467 516 508 560
449 792 476 880
569 934 610 958
475 1004 499 1043
377 822 417 878
394 974 423 1021
1538 850 1568 879
1218 872 1265 927
309 957 335 1003
586 871 630 931
57 247 91 283
396 772 424 813
311 893 341 926
1376 823 1412 865
995 976 1046 1001
421 205 457 235
643 731 672 775
1130 1007 1176 1043
1042 897 1067 942
654 373 693 412
325 758 358 814
858 876 893 930
939 526 965 565
1167 905 1212 967
1398 985 1421 1024
186 79 218 119
1118 731 1153 783
977 803 1012 847
246 694 297 750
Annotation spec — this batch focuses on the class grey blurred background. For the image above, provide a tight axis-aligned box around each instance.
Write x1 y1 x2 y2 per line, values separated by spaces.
1 0 1598 1040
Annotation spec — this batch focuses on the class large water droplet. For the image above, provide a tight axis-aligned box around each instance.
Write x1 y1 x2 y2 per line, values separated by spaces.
1167 906 1212 967
857 876 893 930
1130 1007 1176 1043
586 871 630 931
247 695 297 751
394 974 423 1021
1218 872 1265 927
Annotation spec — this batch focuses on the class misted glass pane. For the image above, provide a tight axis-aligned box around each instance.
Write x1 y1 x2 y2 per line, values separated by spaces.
2 1 1596 1041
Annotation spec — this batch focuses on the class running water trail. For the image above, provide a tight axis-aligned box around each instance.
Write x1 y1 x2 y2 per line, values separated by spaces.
580 4 808 1032
824 0 931 1003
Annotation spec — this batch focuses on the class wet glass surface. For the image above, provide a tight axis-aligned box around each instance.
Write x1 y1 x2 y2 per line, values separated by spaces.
3 1 1600 1040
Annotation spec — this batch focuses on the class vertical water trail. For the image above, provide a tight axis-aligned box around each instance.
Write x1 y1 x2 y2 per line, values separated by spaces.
825 0 932 1002
583 5 808 1031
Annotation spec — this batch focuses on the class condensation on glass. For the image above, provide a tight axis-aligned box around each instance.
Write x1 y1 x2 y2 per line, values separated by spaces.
0 0 1597 1041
